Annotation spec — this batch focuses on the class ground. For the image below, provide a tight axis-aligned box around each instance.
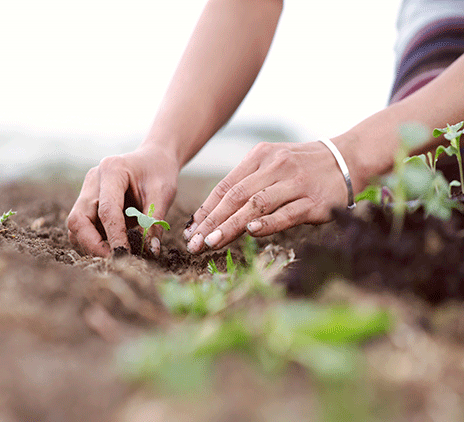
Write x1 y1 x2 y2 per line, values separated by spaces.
1 173 464 422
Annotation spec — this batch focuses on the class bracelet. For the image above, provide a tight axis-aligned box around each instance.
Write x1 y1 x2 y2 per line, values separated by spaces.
318 137 356 210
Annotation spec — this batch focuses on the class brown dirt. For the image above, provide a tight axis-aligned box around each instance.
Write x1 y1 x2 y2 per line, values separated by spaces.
1 174 464 421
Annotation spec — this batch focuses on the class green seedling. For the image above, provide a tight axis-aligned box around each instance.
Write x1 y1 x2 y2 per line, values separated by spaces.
387 123 430 238
433 121 464 193
356 123 464 239
1 209 16 225
207 258 219 275
125 204 170 252
207 249 238 277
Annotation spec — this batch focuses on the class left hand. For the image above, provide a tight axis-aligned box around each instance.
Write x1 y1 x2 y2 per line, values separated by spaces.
183 140 354 253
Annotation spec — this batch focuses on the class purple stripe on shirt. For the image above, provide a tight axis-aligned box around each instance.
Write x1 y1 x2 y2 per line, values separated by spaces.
389 18 464 103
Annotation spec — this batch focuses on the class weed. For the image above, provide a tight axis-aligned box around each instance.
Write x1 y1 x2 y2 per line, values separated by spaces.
125 204 170 252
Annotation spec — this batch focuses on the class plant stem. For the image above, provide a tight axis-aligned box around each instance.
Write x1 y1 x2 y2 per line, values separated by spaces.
456 147 464 195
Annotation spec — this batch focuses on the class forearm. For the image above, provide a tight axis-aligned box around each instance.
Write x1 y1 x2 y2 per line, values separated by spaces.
335 53 464 193
140 0 283 169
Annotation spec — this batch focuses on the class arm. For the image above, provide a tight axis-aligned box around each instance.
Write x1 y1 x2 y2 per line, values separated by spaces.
184 53 464 253
67 0 283 257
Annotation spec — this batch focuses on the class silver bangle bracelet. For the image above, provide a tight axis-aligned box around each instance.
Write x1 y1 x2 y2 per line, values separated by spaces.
318 137 356 210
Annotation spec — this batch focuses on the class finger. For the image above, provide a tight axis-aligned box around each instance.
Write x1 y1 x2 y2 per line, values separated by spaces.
202 181 301 250
97 157 131 252
67 212 111 257
246 197 328 238
67 168 111 257
186 171 276 254
183 145 266 240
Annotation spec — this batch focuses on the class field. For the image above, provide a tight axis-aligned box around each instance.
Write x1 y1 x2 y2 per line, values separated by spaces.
1 172 464 422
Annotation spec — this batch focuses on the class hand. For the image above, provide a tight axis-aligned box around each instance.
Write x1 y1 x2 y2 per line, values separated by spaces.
183 140 353 254
67 145 179 257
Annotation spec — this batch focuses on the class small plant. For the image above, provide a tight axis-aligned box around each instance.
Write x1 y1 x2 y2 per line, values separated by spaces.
356 122 464 239
207 249 238 277
433 121 464 193
207 258 219 275
125 204 170 252
1 209 16 225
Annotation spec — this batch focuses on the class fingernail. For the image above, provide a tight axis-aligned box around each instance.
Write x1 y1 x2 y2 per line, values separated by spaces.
247 220 262 233
183 222 198 240
186 232 204 254
150 237 160 257
204 229 223 249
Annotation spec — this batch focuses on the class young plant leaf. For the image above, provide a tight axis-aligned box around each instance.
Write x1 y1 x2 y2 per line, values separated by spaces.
125 205 170 253
207 259 219 275
226 249 237 274
0 209 16 224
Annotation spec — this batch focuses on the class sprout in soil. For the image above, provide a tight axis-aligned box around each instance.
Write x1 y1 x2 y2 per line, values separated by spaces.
125 204 170 253
433 121 464 194
356 122 464 240
1 209 16 225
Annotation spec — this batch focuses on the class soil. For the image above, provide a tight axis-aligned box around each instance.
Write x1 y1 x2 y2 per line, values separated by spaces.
2 174 464 421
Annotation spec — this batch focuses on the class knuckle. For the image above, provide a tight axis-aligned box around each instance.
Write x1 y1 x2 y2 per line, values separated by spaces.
251 141 273 157
202 215 219 232
283 203 298 223
293 172 306 188
67 211 83 232
85 166 99 179
274 149 293 166
250 190 271 214
97 201 113 222
214 179 233 200
227 215 244 233
99 155 123 171
225 183 248 208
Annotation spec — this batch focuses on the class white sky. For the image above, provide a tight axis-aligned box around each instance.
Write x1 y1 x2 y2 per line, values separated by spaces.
0 0 403 174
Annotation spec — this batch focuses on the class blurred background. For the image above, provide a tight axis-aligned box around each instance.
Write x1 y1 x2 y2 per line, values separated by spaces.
0 0 403 181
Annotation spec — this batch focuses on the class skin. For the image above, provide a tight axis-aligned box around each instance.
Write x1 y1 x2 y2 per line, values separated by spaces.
68 0 464 257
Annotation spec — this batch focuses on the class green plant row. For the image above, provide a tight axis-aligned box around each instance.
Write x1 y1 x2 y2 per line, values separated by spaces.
356 121 464 238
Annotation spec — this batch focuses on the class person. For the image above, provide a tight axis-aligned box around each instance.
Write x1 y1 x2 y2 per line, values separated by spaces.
67 0 464 258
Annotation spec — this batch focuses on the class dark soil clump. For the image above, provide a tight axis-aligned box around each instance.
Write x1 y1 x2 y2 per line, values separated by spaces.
283 204 464 304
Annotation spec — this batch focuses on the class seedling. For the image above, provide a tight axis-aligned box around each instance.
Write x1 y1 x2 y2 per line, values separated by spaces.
207 249 237 276
356 123 464 239
1 209 16 225
433 121 464 193
125 204 170 252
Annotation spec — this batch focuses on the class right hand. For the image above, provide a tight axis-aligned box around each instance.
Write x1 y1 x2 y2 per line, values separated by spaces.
67 144 179 257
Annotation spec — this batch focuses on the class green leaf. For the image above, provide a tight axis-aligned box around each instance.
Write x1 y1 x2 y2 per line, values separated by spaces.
399 122 430 151
207 259 219 275
226 249 237 274
0 209 16 224
424 195 452 220
137 213 157 229
448 121 464 133
126 206 170 230
147 203 155 218
195 319 252 356
433 128 446 138
404 154 428 168
293 343 359 380
354 185 381 204
125 207 141 218
403 165 433 198
154 220 171 230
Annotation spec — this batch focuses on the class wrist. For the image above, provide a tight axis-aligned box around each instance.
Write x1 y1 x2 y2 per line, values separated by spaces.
137 134 183 174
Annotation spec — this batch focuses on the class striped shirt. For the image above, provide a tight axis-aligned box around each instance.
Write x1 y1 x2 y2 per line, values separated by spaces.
389 0 464 103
